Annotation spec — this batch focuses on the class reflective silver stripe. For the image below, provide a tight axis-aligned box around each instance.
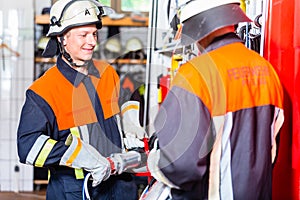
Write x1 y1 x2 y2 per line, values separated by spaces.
220 112 234 200
79 125 89 143
209 115 225 199
271 107 284 162
272 107 284 145
35 138 57 167
26 135 49 165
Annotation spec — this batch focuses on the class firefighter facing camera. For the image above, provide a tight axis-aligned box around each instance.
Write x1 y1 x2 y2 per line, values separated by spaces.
17 0 147 199
143 0 284 199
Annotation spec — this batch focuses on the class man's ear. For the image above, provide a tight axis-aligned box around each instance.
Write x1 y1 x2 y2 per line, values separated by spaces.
57 35 66 46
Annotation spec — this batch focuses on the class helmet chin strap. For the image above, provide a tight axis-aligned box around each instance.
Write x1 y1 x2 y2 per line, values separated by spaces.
59 36 90 68
62 50 90 68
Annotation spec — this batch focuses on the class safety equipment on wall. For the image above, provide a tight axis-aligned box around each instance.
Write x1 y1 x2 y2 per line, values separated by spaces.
130 12 148 23
239 0 246 12
158 73 171 104
103 37 122 59
170 54 182 80
60 134 111 187
121 101 147 140
238 23 261 53
179 0 251 46
121 37 145 61
104 36 145 61
167 0 180 32
254 14 263 28
158 54 183 104
169 13 180 32
249 34 261 53
108 12 126 20
125 37 144 54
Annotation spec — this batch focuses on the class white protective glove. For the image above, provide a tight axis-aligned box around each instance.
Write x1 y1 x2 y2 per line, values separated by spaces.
121 101 147 149
147 139 179 189
108 151 142 175
123 134 145 149
60 134 111 187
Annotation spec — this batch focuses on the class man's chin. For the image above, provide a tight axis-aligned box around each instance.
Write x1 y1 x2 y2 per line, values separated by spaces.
79 56 92 62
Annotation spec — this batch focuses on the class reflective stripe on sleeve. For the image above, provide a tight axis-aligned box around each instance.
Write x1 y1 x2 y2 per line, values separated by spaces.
70 127 80 137
79 125 89 143
26 135 50 165
66 137 82 166
35 138 57 167
70 125 89 143
75 168 84 179
70 126 86 179
26 135 57 167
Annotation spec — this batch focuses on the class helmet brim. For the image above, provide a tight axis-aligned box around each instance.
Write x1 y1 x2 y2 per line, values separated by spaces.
46 0 115 37
47 20 102 37
181 3 251 46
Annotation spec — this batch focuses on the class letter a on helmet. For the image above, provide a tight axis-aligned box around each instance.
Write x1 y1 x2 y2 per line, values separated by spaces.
179 0 251 46
46 0 114 37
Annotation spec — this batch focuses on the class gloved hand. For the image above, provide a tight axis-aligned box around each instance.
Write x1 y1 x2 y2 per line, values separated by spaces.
147 139 179 189
60 134 111 187
123 133 145 149
108 151 142 175
121 101 147 149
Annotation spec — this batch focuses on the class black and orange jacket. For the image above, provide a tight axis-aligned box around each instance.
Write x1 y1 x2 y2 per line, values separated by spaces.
154 34 284 200
17 56 121 172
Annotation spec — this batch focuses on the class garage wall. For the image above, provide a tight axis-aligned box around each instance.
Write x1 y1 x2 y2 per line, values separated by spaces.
0 0 35 192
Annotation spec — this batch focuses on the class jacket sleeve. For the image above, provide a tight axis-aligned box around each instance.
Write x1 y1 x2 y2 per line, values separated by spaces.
17 89 68 167
154 86 214 191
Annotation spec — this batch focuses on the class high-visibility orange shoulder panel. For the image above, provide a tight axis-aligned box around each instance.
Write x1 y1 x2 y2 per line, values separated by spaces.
30 60 120 130
172 43 283 116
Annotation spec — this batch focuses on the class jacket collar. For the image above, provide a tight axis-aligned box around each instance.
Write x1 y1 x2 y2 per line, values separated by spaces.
205 32 243 52
57 55 100 87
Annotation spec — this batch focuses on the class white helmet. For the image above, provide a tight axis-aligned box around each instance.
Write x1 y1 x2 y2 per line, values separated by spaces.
47 0 113 36
179 0 251 45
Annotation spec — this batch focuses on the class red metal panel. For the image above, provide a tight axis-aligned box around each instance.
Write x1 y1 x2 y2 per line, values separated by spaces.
293 0 300 197
293 0 300 173
263 0 300 199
